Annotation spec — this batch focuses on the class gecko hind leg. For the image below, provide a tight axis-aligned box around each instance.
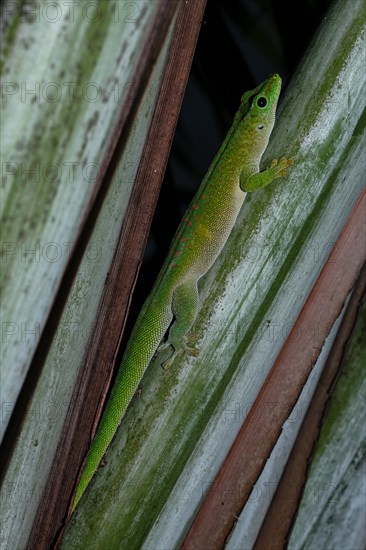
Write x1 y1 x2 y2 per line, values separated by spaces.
161 281 199 370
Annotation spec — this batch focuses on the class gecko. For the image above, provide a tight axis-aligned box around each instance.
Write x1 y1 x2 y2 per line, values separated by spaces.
72 73 293 510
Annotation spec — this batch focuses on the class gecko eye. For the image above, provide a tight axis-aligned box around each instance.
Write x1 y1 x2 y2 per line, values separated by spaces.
258 124 264 130
257 97 267 108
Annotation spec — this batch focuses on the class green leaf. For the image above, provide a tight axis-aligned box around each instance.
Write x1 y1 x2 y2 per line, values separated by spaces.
0 0 162 439
62 0 365 548
289 298 366 549
0 2 179 548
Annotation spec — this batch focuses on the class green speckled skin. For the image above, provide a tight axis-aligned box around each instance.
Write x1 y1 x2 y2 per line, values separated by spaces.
72 74 292 510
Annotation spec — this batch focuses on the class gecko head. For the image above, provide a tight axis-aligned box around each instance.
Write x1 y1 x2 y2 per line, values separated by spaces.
240 73 282 149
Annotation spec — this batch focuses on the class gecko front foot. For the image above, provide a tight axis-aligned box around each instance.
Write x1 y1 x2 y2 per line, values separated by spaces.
268 157 293 179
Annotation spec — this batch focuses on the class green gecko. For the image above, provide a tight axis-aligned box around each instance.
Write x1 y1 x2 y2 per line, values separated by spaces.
72 73 292 511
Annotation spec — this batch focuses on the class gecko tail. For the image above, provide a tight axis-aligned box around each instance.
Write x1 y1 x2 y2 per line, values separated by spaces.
72 295 172 511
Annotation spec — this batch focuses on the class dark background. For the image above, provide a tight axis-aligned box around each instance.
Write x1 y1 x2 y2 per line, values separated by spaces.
125 0 332 335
